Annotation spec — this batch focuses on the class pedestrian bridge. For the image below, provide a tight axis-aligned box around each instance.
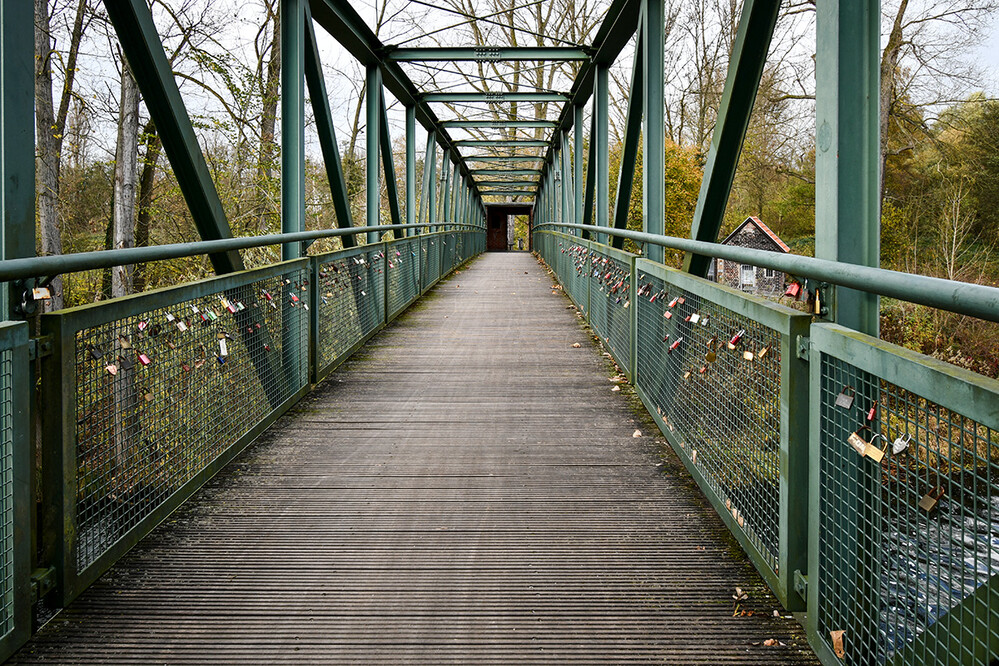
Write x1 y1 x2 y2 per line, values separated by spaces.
0 0 997 664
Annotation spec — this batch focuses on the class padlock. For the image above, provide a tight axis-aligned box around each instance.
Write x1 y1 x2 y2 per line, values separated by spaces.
706 351 717 363
891 433 912 455
668 337 683 353
677 297 686 305
32 287 52 301
690 313 701 324
866 402 877 421
784 282 802 299
89 345 103 360
834 386 855 409
683 370 691 381
118 335 132 350
730 329 745 346
864 434 888 463
847 430 869 456
664 311 673 320
756 346 768 360
105 363 118 376
663 334 670 343
668 297 678 308
743 351 754 361
918 486 945 511
219 339 228 357
137 353 151 366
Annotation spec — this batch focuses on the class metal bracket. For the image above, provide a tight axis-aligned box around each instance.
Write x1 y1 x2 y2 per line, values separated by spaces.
794 570 808 600
29 336 54 361
30 566 57 605
796 335 810 361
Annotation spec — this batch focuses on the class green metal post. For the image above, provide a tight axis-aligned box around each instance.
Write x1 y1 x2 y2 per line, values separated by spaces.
1 0 34 319
595 64 610 245
303 9 355 248
612 28 644 250
406 105 416 237
561 131 572 232
426 138 438 232
442 152 453 231
379 89 402 231
282 0 305 261
366 65 382 244
582 107 596 240
813 0 882 653
816 0 880 335
682 0 780 276
642 0 664 262
574 104 584 233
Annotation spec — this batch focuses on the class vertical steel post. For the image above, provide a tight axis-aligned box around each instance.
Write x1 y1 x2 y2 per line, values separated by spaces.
441 152 453 231
281 0 305 261
574 105 584 232
816 0 880 335
595 64 610 245
427 139 438 232
642 0 664 262
406 106 416 237
366 65 381 244
1 0 34 319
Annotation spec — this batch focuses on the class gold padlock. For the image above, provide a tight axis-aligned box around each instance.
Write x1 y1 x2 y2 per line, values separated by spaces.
918 485 945 512
864 434 889 463
847 430 869 456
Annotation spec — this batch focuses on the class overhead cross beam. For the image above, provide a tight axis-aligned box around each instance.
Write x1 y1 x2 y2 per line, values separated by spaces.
442 120 556 129
386 47 590 61
309 0 484 205
454 140 549 148
423 92 569 103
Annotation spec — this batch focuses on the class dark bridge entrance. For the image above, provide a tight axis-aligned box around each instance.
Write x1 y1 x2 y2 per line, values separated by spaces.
486 203 533 251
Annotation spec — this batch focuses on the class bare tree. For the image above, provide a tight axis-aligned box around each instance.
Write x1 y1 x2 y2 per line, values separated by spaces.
35 0 91 310
112 59 139 299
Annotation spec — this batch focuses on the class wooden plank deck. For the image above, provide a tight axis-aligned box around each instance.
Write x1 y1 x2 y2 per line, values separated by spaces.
12 252 817 664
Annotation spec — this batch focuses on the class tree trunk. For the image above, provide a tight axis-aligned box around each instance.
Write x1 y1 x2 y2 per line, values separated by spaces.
258 2 280 231
133 121 161 293
880 0 909 202
112 60 140 299
34 0 88 310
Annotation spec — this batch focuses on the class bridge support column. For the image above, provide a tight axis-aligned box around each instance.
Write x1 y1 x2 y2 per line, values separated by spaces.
366 65 382 244
641 0 664 263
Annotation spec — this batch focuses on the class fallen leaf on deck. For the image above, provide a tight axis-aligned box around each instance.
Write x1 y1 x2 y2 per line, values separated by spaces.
633 429 642 437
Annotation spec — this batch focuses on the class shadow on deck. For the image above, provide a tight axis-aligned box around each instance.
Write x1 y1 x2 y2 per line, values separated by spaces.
12 253 817 664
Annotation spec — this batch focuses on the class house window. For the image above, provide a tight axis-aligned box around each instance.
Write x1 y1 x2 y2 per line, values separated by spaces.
740 264 756 289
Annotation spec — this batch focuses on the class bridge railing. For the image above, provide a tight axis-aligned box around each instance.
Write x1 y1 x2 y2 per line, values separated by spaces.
536 228 998 666
0 322 30 662
7 228 483 640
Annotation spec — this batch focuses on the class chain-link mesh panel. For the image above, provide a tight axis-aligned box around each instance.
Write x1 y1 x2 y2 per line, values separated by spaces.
636 271 782 574
73 265 310 573
422 236 441 290
586 247 631 372
316 247 385 374
0 347 13 639
388 238 421 318
816 350 998 665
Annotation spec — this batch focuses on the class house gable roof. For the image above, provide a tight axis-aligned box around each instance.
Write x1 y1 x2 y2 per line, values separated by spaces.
720 216 791 253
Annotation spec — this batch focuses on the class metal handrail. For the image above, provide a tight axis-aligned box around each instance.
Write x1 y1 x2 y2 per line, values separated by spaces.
0 223 481 283
535 223 999 324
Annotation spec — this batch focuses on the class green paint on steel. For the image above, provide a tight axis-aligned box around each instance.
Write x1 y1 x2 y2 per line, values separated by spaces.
469 169 543 176
303 7 355 248
611 25 643 250
464 156 543 163
454 140 549 148
595 64 610 244
815 0 880 337
385 47 590 61
282 0 305 261
405 105 416 236
641 0 664 263
366 65 381 244
379 88 402 229
422 92 569 103
0 0 35 319
442 120 557 129
682 0 780 276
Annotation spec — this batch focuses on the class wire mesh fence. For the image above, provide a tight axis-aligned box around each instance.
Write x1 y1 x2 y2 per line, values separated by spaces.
0 344 15 640
586 245 632 375
811 323 999 666
315 246 386 377
388 238 421 319
62 261 311 575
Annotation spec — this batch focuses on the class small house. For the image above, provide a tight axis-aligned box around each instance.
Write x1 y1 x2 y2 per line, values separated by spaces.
707 216 789 296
